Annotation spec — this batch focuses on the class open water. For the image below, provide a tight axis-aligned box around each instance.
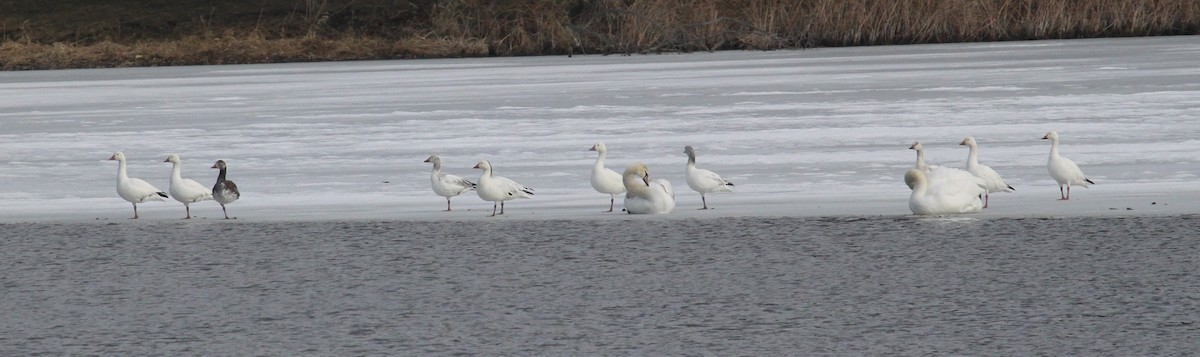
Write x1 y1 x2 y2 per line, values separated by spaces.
1 215 1197 355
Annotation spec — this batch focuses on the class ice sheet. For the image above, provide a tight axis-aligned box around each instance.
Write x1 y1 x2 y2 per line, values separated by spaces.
1 36 1198 222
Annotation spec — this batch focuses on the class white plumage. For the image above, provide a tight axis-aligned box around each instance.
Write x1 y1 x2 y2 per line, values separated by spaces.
109 151 168 219
425 154 476 211
905 166 987 215
959 137 1014 208
165 154 212 219
589 142 625 212
473 160 533 217
1042 131 1094 200
905 141 940 189
683 145 733 210
623 163 675 214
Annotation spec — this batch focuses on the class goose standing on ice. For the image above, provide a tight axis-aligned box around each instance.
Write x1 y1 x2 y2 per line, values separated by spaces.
424 154 476 211
211 160 240 219
473 160 533 217
623 163 675 214
109 151 168 219
589 142 625 212
683 145 733 210
905 166 987 215
164 154 213 219
906 141 939 189
959 137 1014 208
1042 131 1094 200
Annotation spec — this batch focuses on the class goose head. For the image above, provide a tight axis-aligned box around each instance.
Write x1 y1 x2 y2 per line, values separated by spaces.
1041 131 1058 140
959 137 977 147
472 160 491 171
683 145 696 156
424 154 442 168
108 151 125 161
211 160 227 170
589 142 607 153
908 142 923 151
164 154 182 164
624 163 650 186
904 168 926 190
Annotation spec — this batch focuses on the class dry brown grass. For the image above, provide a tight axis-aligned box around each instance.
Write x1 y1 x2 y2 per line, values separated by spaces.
3 0 1198 70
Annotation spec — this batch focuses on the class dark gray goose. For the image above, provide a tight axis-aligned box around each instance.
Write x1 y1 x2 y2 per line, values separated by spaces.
211 160 240 219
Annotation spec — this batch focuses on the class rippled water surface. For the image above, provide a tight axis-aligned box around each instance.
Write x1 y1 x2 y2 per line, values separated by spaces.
2 215 1197 355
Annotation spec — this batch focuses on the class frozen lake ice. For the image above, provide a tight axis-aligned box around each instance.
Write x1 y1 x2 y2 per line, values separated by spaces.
1 36 1198 222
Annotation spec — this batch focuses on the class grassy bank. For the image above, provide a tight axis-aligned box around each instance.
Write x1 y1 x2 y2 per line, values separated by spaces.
3 0 1198 70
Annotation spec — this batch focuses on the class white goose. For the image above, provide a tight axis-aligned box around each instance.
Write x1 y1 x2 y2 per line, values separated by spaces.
473 160 533 217
959 137 1014 208
211 160 240 219
425 154 476 211
109 151 168 219
1042 131 1094 200
165 154 213 219
905 141 939 189
623 163 675 214
683 145 733 210
589 142 625 212
905 166 987 215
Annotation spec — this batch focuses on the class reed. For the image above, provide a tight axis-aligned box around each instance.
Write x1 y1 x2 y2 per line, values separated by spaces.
3 0 1198 70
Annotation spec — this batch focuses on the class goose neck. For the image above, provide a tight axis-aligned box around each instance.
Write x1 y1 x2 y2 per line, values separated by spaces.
116 159 129 180
216 167 228 183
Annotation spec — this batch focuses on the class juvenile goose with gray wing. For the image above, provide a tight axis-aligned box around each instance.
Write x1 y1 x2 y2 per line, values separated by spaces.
211 160 240 219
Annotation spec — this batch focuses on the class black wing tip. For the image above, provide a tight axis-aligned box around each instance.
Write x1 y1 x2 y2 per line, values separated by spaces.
156 192 169 198
1007 185 1015 191
1085 178 1095 184
726 182 735 186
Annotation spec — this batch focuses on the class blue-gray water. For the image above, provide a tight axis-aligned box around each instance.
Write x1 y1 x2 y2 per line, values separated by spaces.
2 215 1197 355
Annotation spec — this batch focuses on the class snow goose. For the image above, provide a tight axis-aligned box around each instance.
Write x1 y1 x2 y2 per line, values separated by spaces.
1042 131 1094 200
683 145 733 210
623 163 675 214
905 166 987 215
473 160 533 217
211 160 240 219
589 142 625 212
109 151 168 219
164 154 213 219
425 154 476 211
905 141 939 189
959 137 1014 208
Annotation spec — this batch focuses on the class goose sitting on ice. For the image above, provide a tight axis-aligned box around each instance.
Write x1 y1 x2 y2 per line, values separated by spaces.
165 154 213 219
425 154 476 211
683 145 733 210
109 151 168 219
905 166 987 215
623 163 675 214
905 141 939 189
959 137 1014 208
211 160 240 219
1042 131 1094 200
589 142 625 212
473 160 533 217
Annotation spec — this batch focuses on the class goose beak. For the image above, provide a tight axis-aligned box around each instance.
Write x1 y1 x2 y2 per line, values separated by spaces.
211 163 219 169
163 157 170 162
472 163 481 169
959 139 968 146
107 154 116 160
908 144 917 150
588 145 597 151
423 158 431 163
1041 135 1049 140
